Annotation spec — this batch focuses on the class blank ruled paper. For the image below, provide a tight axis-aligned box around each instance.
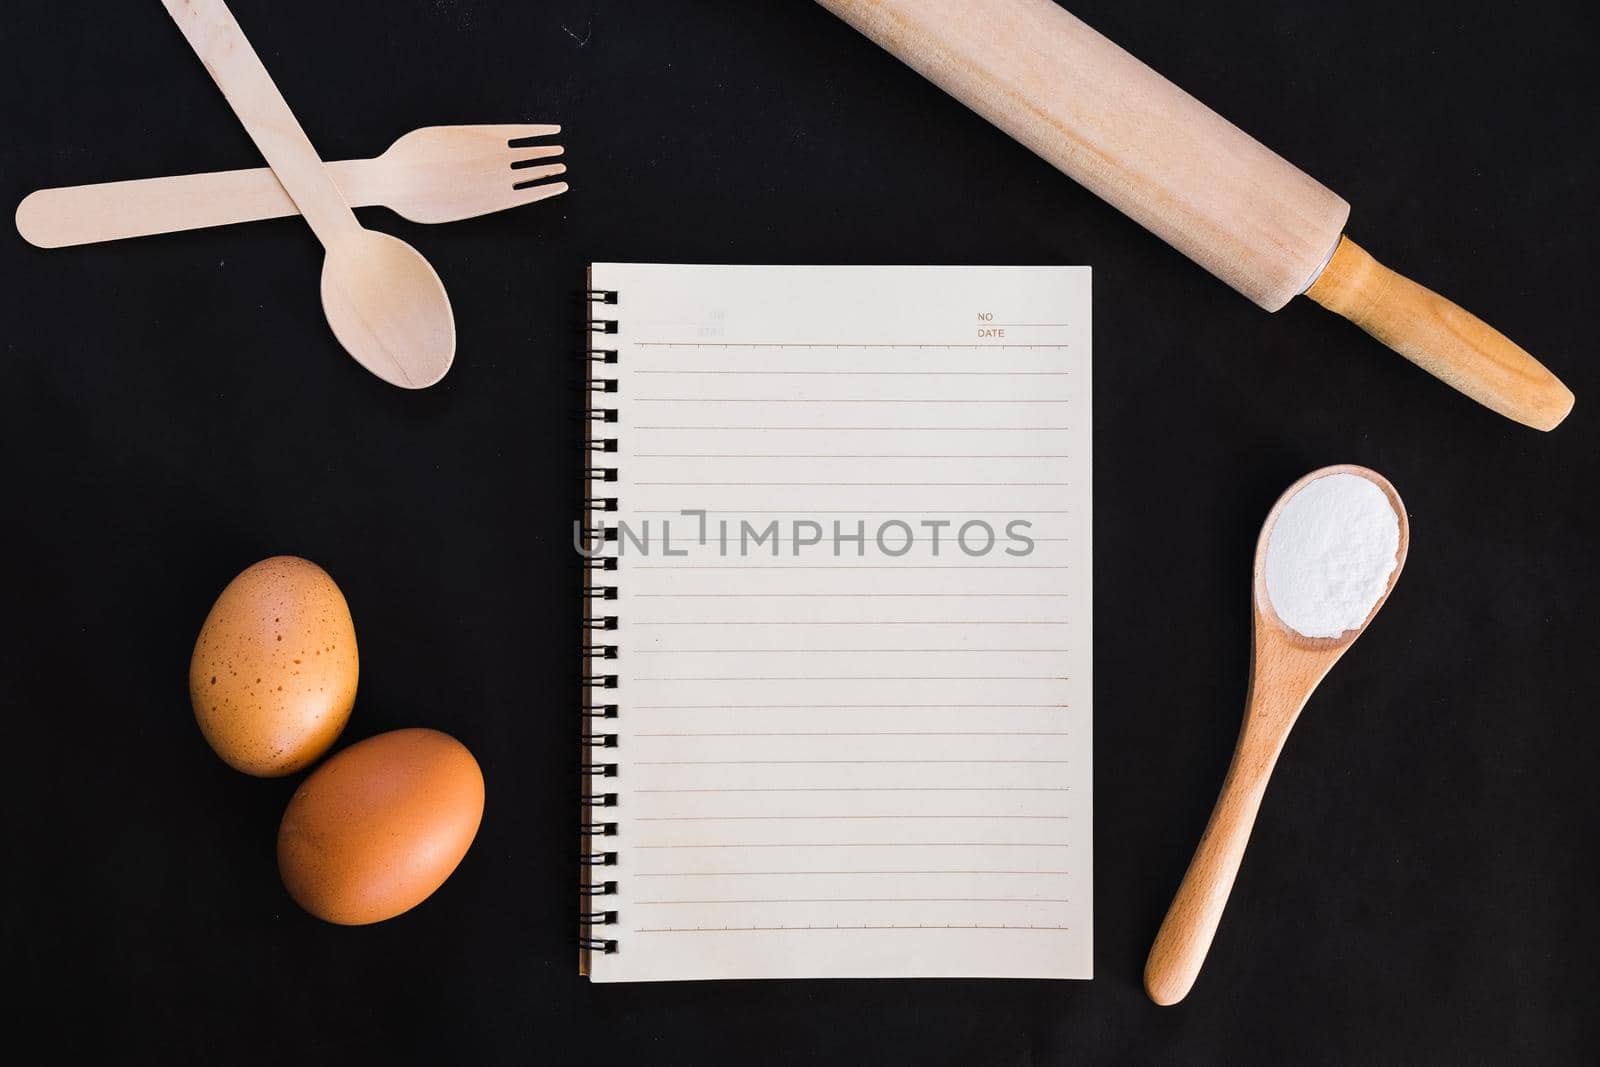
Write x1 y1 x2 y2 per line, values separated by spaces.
587 265 1091 981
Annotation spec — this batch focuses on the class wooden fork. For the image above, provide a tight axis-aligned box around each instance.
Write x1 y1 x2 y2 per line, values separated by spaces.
16 124 567 248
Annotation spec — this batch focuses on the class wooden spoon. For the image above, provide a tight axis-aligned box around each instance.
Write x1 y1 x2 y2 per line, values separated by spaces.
1144 464 1409 1005
162 0 454 388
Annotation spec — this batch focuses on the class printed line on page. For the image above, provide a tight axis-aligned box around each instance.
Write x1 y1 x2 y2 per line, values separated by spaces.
632 787 1071 793
634 731 1069 737
633 869 1072 877
630 370 1071 376
636 897 1072 904
635 815 1072 821
630 677 1066 682
636 925 1073 932
634 704 1069 709
634 425 1072 431
634 342 1070 349
634 842 1072 849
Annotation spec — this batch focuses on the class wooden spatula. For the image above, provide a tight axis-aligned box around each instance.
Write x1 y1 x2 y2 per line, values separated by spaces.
817 0 1574 430
162 0 454 389
16 125 567 248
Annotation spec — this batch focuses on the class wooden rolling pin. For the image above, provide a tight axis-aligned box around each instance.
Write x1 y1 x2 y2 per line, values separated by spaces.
816 0 1574 430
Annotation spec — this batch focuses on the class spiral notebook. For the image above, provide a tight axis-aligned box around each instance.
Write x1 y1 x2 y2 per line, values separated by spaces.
579 265 1092 981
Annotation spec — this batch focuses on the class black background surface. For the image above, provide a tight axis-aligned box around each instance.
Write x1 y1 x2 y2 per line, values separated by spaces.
2 1 1596 1063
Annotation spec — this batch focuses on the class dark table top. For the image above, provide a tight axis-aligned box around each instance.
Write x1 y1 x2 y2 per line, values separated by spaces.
3 1 1596 1063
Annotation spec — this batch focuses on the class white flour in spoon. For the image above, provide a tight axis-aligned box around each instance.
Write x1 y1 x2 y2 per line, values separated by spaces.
1264 473 1400 638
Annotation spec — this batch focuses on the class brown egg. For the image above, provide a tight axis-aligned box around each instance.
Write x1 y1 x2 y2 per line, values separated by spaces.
190 556 358 776
277 728 485 925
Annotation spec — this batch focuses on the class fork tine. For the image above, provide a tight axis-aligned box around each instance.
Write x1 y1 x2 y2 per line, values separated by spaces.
511 145 565 168
498 123 561 144
508 179 570 207
511 163 568 189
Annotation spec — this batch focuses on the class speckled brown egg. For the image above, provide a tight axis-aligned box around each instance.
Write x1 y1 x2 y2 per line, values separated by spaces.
277 728 485 925
189 556 358 777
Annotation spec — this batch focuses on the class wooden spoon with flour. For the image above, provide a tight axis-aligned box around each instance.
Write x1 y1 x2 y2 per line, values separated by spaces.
1144 465 1409 1005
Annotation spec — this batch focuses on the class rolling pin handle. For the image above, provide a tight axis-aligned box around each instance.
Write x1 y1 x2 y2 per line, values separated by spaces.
1305 236 1574 431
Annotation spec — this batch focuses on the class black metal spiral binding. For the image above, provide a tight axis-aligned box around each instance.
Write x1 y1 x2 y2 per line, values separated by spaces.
581 287 622 962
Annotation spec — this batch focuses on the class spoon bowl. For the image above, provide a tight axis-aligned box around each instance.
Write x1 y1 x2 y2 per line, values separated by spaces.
320 231 455 389
1144 464 1408 1005
1254 464 1409 647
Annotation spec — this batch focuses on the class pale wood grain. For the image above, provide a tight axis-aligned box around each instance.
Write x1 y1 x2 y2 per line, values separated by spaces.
15 125 567 248
1307 237 1573 431
163 0 357 245
162 0 454 388
1144 465 1409 1006
816 0 1349 311
815 0 1574 428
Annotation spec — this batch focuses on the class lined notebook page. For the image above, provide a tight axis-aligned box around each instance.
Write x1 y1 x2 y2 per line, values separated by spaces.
588 264 1091 981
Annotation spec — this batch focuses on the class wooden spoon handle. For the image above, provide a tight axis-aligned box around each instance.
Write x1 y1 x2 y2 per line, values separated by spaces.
161 0 359 247
1306 236 1574 431
1144 724 1284 1005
